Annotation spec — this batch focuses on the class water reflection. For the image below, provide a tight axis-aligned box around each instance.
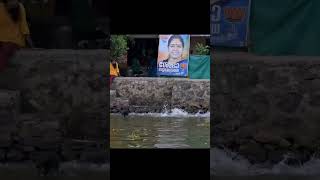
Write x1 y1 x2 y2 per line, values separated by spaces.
155 118 189 148
110 114 210 149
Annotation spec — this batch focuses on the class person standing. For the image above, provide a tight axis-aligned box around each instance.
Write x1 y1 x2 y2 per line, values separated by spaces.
0 0 33 72
110 59 120 86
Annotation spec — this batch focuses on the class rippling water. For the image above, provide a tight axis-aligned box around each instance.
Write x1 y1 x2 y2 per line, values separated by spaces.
110 109 210 148
211 148 320 176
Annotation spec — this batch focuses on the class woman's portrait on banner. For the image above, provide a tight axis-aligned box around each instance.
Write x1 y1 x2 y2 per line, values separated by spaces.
157 35 190 77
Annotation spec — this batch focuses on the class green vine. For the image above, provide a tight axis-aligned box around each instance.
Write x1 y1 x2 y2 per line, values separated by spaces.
194 43 210 55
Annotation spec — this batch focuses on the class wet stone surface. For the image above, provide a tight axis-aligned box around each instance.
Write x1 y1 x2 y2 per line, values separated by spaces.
0 50 109 173
212 53 320 164
111 77 210 113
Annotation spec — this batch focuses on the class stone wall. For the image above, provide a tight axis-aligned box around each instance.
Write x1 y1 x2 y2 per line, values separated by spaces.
0 50 108 167
211 52 320 164
112 77 210 113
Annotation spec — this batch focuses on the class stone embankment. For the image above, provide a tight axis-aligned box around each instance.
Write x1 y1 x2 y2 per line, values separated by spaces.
0 50 109 174
110 77 210 113
212 52 320 165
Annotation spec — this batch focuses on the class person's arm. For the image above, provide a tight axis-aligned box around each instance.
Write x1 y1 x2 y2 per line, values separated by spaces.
116 63 120 76
19 3 34 48
25 35 34 48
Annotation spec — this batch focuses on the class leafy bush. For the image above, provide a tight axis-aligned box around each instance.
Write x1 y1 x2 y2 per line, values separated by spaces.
194 43 210 55
110 35 129 61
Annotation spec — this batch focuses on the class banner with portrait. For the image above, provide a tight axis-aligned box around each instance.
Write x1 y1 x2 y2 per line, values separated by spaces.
157 35 190 77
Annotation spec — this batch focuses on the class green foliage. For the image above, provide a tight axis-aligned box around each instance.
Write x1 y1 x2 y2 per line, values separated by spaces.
110 35 129 60
194 43 210 55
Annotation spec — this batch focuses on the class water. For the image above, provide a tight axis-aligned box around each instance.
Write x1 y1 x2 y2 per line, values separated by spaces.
211 148 320 176
110 109 210 148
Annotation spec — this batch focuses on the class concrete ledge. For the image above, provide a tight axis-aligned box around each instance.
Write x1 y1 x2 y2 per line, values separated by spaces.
213 52 320 65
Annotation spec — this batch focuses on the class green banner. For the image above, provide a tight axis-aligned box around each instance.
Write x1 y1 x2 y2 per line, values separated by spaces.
188 55 210 79
250 0 320 55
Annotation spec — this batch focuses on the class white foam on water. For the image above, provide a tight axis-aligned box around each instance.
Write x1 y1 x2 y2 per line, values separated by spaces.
211 148 320 176
211 148 252 176
129 108 210 118
269 157 320 175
